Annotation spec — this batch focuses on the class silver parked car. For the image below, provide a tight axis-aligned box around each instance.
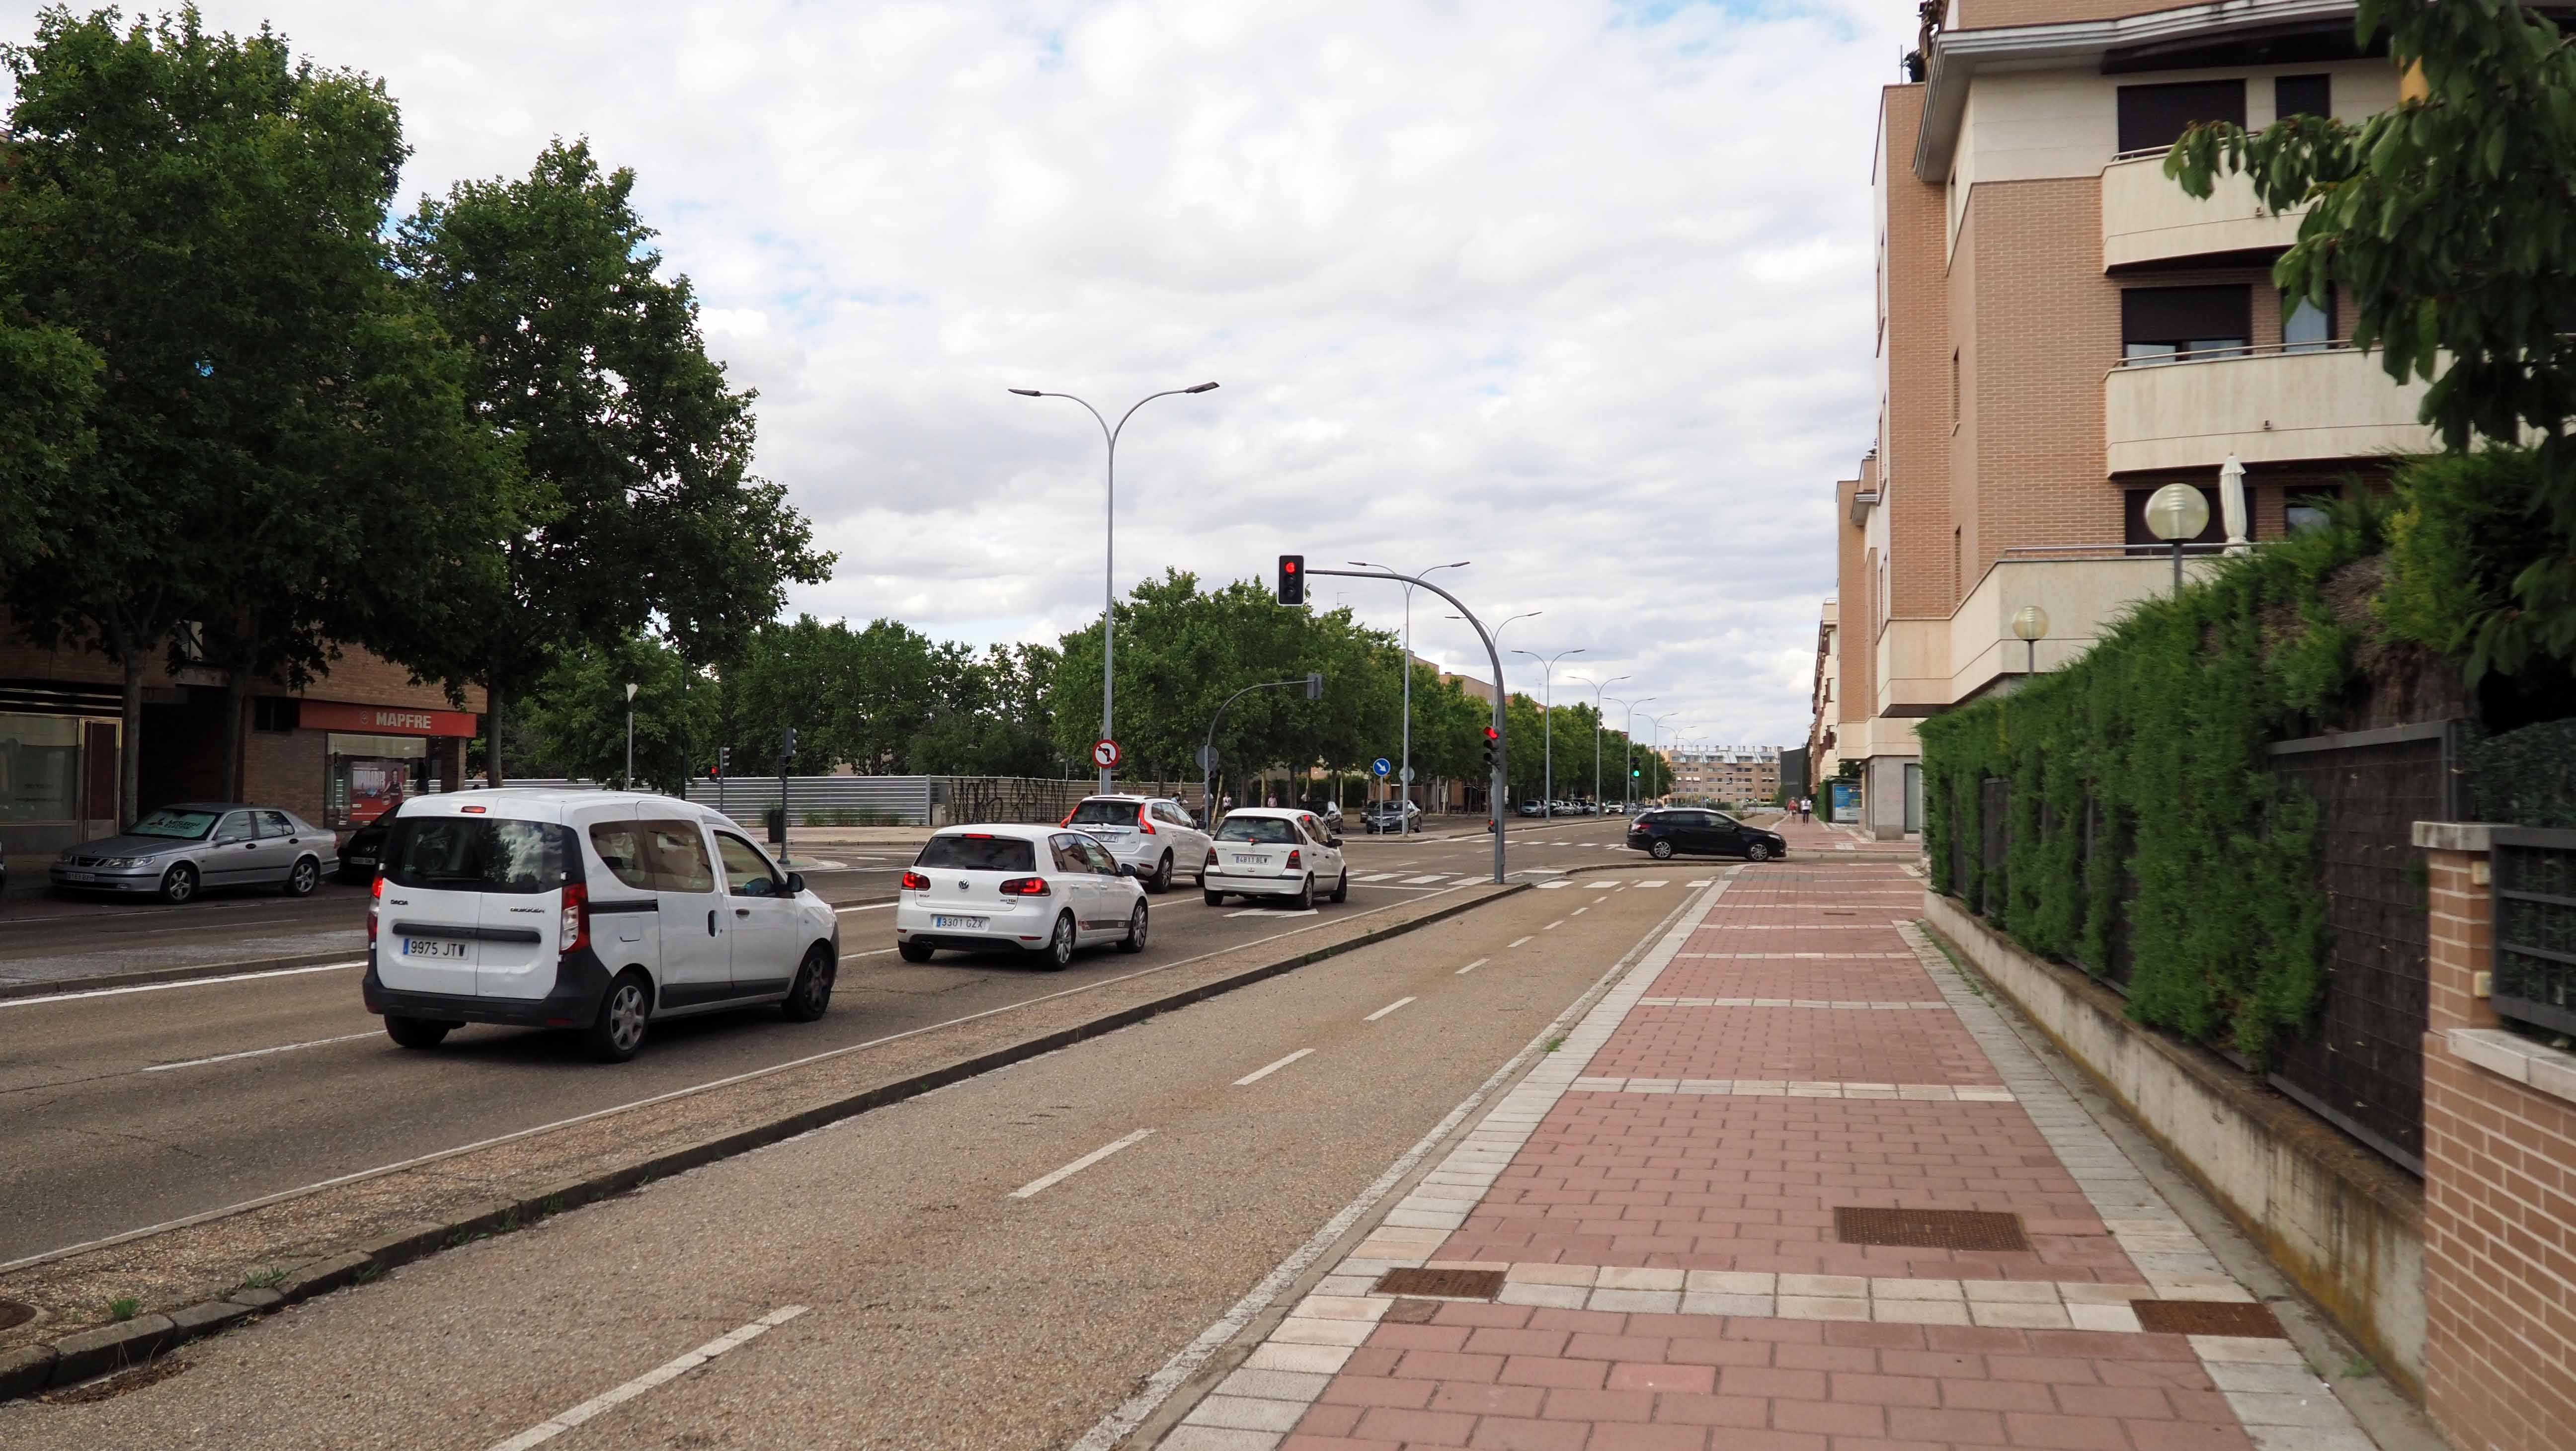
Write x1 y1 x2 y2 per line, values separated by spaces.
51 803 341 903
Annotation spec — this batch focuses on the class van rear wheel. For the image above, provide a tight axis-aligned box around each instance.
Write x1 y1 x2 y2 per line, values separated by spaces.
585 971 651 1063
384 1016 453 1049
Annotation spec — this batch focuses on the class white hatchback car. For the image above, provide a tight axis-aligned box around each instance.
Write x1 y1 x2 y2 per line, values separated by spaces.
1063 795 1212 893
894 824 1149 968
1201 807 1348 908
361 790 840 1062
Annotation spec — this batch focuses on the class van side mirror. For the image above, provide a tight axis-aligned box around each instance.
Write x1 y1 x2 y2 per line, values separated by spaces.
1118 862 1137 878
783 872 805 895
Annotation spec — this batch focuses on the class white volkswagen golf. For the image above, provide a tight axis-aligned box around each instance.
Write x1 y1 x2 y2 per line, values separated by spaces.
894 824 1149 968
1062 794 1212 893
1200 807 1347 908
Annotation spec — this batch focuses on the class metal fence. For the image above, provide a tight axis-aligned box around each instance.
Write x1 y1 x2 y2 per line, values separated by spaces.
2493 825 2576 1037
2258 722 2469 1176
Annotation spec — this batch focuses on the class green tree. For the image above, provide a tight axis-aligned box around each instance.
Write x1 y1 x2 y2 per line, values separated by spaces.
2168 0 2576 680
522 633 717 794
0 5 508 811
0 313 99 576
396 138 833 782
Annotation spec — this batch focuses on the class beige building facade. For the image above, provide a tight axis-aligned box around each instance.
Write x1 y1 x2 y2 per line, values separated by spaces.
1665 747 1780 808
1820 0 2431 839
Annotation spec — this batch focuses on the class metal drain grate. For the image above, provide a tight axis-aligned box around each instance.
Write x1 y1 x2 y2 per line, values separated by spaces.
0 1300 33 1333
1374 1267 1506 1300
2133 1299 2285 1338
1834 1207 2031 1252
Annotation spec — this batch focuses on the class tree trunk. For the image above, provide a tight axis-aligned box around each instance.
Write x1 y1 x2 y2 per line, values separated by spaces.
484 682 505 787
219 657 249 802
119 649 144 831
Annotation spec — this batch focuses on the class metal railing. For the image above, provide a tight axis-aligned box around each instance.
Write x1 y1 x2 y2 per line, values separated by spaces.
2494 825 2576 1038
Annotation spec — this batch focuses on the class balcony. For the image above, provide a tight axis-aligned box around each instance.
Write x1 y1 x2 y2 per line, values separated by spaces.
2101 152 2305 270
2103 342 2436 476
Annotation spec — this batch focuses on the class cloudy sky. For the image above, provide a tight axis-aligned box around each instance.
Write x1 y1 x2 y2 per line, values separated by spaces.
40 0 1911 751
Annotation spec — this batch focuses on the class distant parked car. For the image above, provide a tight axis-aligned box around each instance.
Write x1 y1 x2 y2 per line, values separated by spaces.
1062 794 1213 893
52 804 340 903
1361 800 1421 834
337 799 410 882
1627 807 1786 862
1516 801 1545 817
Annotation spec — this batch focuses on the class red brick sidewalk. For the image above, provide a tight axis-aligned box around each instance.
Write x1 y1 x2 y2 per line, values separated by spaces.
1156 822 2376 1451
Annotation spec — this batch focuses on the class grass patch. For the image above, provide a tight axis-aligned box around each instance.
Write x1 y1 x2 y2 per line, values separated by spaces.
1542 1036 1566 1053
104 1295 138 1321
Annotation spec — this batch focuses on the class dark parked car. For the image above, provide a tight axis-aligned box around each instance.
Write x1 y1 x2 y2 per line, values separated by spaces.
1361 800 1421 834
336 800 407 882
1627 807 1785 862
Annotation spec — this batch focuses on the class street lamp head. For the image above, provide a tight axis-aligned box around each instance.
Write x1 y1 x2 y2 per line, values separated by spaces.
2011 604 2050 642
1184 381 1219 393
2143 482 2210 542
1440 561 1470 570
1007 388 1043 397
625 681 639 702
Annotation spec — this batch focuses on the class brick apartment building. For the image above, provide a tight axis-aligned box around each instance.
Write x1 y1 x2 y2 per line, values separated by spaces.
1664 746 1779 807
1817 0 2434 839
0 613 481 868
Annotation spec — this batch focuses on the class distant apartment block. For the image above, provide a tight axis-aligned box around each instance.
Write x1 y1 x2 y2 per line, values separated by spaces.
1666 747 1781 806
1819 0 2431 839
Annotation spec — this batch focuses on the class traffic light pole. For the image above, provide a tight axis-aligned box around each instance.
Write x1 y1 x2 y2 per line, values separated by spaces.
1308 568 1507 885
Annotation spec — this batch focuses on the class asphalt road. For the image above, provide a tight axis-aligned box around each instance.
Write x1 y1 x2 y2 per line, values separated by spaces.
0 817 1631 1265
0 844 1707 1450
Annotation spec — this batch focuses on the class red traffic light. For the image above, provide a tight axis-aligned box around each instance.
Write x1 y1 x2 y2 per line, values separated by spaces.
1483 726 1499 740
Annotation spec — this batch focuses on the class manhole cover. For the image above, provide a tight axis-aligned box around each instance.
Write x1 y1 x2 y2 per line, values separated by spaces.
1373 1268 1505 1300
0 1301 34 1333
1835 1207 2031 1252
1381 1297 1444 1324
2133 1299 2285 1337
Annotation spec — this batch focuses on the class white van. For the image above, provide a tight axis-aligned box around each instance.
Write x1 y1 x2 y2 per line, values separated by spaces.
360 789 840 1062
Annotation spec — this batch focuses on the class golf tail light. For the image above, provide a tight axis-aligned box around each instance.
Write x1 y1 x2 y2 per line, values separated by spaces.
1286 849 1302 870
1136 805 1155 834
1203 849 1217 871
1000 876 1050 896
560 882 589 953
901 870 930 891
368 874 382 943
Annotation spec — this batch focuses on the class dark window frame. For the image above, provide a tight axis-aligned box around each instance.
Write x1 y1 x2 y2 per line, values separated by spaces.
2117 79 2248 153
2274 73 2332 122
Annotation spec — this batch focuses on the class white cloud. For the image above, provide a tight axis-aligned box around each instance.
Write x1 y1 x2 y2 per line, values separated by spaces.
27 0 1910 749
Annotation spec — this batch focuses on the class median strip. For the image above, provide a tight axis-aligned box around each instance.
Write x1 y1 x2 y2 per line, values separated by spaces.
1010 1130 1153 1200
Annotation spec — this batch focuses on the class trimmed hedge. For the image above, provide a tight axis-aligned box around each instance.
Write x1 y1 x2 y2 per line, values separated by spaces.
1921 506 2383 1066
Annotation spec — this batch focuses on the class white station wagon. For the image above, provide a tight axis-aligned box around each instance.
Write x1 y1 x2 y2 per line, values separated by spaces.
894 823 1149 967
362 790 840 1062
1201 807 1347 908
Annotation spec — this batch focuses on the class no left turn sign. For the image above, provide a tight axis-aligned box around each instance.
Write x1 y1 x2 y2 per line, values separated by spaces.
1092 738 1122 769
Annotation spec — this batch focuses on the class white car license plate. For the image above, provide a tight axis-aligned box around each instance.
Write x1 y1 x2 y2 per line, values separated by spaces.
1231 854 1265 865
932 915 986 931
61 871 94 882
402 938 468 960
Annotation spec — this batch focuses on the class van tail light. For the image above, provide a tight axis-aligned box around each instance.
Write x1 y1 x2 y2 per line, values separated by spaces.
560 882 589 953
368 874 383 943
999 876 1051 896
1286 849 1302 870
901 870 930 891
1136 805 1155 834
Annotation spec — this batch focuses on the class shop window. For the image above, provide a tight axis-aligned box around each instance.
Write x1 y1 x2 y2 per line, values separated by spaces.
253 697 300 733
325 731 428 829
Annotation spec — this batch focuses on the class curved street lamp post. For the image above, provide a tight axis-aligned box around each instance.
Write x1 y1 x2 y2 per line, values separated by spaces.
1512 646 1586 818
1011 381 1219 791
1608 694 1657 808
1570 673 1630 811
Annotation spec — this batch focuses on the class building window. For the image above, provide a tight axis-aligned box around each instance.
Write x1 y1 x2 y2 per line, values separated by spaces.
252 697 300 733
325 732 429 828
2282 291 2334 352
2275 74 2332 122
2121 285 2251 363
1950 348 1961 426
2125 485 2225 554
0 715 83 824
2116 79 2246 154
2285 485 2342 535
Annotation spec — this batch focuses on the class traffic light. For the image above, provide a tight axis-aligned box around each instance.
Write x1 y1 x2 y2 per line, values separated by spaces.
1482 725 1502 776
714 746 730 780
1277 555 1305 606
1305 671 1323 700
781 726 798 763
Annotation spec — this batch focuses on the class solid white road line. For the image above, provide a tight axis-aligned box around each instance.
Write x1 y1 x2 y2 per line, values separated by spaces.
0 959 364 1010
144 1031 380 1073
1455 958 1490 975
1507 936 1533 948
1227 907 1319 919
1364 996 1416 1022
483 1305 809 1451
1233 1048 1314 1085
1010 1129 1154 1199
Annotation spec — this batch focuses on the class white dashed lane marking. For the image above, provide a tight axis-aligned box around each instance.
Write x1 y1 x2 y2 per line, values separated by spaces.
1233 1048 1314 1085
484 1305 810 1451
1455 958 1489 975
145 1032 380 1073
1507 936 1533 949
1010 1129 1154 1199
1364 996 1417 1022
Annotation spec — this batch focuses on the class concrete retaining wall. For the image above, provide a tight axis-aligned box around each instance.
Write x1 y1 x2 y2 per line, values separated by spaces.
1924 891 2428 1395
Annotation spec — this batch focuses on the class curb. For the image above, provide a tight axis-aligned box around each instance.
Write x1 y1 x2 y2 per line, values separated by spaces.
0 949 362 1004
2 881 1529 1400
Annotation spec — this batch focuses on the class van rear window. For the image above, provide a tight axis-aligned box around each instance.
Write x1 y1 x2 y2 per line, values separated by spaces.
384 818 578 894
915 835 1037 873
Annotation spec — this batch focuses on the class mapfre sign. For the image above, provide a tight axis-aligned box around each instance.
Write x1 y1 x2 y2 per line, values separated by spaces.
298 700 480 737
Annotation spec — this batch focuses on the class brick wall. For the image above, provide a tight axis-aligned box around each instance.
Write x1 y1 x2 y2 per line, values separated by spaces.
2421 832 2576 1451
1880 85 1957 624
243 721 330 827
1838 466 1873 734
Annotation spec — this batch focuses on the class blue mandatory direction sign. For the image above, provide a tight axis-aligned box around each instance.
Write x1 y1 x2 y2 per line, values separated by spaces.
1371 757 1392 778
